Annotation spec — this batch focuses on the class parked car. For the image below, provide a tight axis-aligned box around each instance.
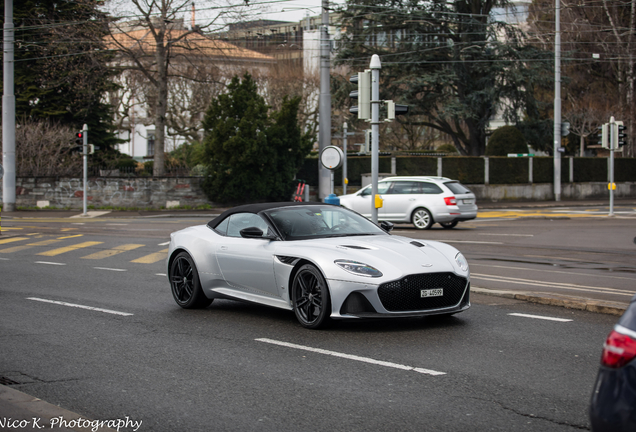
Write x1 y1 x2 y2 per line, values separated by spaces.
167 202 470 329
589 294 636 431
338 176 478 229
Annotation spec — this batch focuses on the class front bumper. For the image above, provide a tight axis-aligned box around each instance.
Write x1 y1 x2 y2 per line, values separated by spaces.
327 273 471 319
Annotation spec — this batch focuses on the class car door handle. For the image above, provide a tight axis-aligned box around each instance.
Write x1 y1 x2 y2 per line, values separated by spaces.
220 246 228 251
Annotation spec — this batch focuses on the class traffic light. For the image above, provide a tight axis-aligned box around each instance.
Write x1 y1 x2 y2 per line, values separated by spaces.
364 129 372 153
561 121 570 137
71 132 84 153
349 71 371 120
597 123 608 149
616 121 627 147
386 100 409 120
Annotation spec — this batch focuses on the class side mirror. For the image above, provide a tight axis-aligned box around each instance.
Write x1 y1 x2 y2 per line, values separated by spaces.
379 221 394 232
240 227 278 240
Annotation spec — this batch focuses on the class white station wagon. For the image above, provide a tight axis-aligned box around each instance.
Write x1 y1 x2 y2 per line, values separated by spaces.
338 176 478 229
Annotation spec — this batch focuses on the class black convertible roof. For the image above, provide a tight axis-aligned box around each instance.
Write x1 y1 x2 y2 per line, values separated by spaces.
207 202 336 229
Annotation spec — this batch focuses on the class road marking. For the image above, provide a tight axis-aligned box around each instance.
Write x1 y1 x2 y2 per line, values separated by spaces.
0 257 9 261
37 241 103 257
508 313 572 322
256 338 446 376
81 244 144 260
106 223 128 226
156 273 167 276
0 237 29 245
94 267 127 272
57 234 84 239
34 261 66 266
471 273 635 296
27 297 133 316
471 263 636 282
158 241 170 246
131 248 169 264
478 233 533 237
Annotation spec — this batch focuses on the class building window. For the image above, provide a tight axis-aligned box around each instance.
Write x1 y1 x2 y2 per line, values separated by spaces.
147 133 155 156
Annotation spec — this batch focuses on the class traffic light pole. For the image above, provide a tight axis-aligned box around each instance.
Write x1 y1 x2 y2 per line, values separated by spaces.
553 0 562 202
2 0 15 212
370 55 381 224
609 116 615 216
83 124 88 216
318 0 331 201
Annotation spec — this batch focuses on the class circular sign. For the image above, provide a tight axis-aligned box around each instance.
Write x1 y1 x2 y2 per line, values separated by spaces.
320 146 344 170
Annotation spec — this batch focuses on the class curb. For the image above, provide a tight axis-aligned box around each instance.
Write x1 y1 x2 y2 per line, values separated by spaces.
471 287 627 316
0 384 118 431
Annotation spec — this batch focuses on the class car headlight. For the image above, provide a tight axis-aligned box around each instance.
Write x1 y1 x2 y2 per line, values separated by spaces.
335 260 383 278
455 252 468 272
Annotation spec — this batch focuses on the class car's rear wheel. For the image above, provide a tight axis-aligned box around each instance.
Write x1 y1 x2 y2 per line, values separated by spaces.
440 221 458 229
169 252 212 309
412 208 434 230
292 264 331 329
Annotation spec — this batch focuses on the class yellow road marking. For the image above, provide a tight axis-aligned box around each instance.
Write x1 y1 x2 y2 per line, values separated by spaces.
82 244 145 260
0 227 22 230
37 241 103 256
131 248 169 264
0 238 66 254
0 237 29 245
57 234 84 239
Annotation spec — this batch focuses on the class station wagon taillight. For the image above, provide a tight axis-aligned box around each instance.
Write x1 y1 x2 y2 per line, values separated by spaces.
601 327 636 368
443 197 457 206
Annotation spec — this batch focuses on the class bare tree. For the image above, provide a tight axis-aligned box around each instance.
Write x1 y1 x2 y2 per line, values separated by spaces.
105 0 260 175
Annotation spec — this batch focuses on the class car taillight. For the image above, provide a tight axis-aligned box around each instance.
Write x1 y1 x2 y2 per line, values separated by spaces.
601 328 636 368
444 197 457 206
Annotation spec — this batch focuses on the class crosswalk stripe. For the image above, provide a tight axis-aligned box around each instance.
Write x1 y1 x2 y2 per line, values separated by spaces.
37 241 103 257
81 244 145 260
0 237 29 245
0 239 64 254
131 248 169 264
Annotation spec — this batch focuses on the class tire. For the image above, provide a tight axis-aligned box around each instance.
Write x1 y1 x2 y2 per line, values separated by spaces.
292 264 331 329
169 252 213 309
440 221 458 229
412 208 434 230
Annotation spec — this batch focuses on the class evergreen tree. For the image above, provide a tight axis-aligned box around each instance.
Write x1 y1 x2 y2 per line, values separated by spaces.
1 0 121 151
201 73 312 203
336 0 552 156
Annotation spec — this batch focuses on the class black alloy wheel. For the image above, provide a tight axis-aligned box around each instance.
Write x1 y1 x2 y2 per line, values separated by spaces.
292 264 331 329
440 221 458 229
169 252 212 309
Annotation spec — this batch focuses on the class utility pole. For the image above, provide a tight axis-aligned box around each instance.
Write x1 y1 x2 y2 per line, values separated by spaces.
553 0 562 202
343 122 348 195
318 0 331 201
2 0 15 212
82 124 88 216
370 54 381 224
609 116 616 216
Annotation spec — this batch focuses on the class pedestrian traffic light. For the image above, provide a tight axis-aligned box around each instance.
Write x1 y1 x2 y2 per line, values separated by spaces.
616 121 627 147
364 129 372 154
75 132 83 144
561 121 570 137
349 71 371 120
597 124 608 149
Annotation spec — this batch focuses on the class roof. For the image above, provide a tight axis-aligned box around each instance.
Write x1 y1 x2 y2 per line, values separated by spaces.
106 29 275 62
207 202 335 229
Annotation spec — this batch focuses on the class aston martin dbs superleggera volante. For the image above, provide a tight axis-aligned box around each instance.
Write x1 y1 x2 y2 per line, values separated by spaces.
167 202 471 329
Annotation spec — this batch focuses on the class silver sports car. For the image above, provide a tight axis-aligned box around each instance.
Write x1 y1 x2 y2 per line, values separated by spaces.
167 202 471 329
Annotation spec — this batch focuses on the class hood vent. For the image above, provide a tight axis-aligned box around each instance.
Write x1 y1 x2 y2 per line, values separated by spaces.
338 245 371 250
410 241 425 248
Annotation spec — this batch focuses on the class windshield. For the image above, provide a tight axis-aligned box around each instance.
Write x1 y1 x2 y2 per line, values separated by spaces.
264 206 386 241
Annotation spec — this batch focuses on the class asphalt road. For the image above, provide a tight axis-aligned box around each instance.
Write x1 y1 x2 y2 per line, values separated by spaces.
1 203 635 431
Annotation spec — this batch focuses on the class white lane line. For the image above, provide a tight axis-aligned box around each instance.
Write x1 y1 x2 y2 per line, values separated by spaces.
478 233 533 237
471 263 636 282
27 297 133 316
34 261 66 266
0 257 9 261
256 338 446 376
158 241 170 246
156 273 167 276
471 273 635 296
508 313 572 322
94 267 127 272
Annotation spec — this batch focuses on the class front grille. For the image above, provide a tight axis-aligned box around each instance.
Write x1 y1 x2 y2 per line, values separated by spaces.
378 272 468 312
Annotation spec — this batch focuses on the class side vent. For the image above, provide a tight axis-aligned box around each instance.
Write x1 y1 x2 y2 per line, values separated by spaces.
276 256 298 265
338 245 371 250
410 241 425 247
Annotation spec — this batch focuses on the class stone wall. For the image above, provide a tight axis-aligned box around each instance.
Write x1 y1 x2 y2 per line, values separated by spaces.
0 177 212 209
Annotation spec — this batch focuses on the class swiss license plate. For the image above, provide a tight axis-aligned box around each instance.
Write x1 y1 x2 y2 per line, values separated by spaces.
463 199 474 204
421 288 443 298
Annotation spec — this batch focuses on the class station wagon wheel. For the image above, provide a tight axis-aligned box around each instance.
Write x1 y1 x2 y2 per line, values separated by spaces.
292 264 331 329
412 208 434 230
440 221 458 229
169 252 212 309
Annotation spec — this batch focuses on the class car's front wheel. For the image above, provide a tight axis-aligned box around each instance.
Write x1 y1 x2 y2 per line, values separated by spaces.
412 208 434 230
169 252 213 309
292 264 331 329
